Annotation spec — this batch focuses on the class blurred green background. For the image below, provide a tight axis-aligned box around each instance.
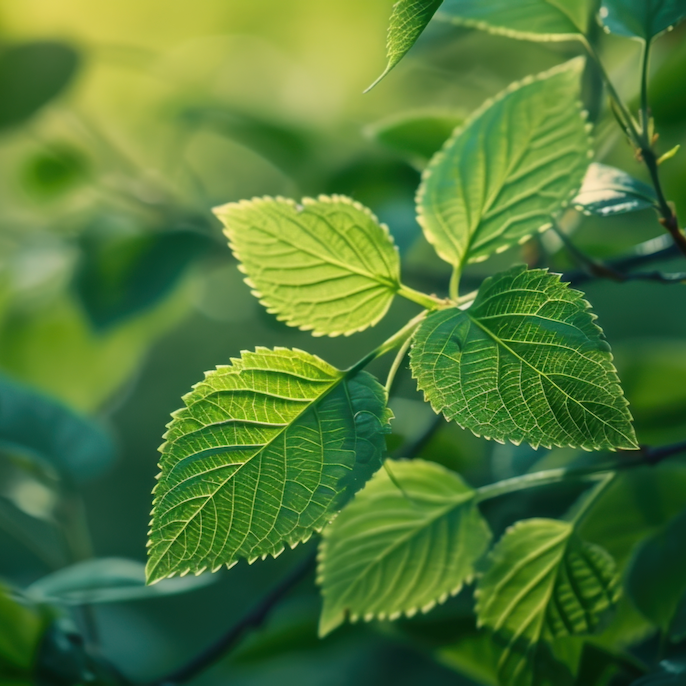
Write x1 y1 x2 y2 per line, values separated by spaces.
1 1 686 684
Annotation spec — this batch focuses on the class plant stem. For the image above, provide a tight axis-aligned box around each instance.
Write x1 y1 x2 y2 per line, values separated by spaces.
150 549 317 686
449 267 460 302
347 311 426 375
385 334 413 396
569 472 615 526
397 284 445 310
639 39 651 141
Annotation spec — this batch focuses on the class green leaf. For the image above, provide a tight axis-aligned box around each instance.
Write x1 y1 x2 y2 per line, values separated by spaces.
626 508 686 635
572 163 657 217
214 196 401 337
25 557 215 605
317 459 491 636
367 0 444 91
366 110 463 167
601 0 686 40
0 374 115 482
0 42 79 131
21 144 89 200
410 266 638 450
146 348 391 583
75 221 211 331
476 518 620 686
417 59 592 268
631 661 686 686
0 584 50 675
437 0 595 41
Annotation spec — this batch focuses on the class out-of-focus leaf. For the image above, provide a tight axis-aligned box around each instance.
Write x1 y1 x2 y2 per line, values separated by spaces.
21 145 89 200
613 340 686 444
437 0 595 40
417 59 591 268
214 196 401 336
366 110 463 166
74 222 211 331
574 643 645 686
0 584 51 677
410 267 637 450
573 163 657 216
0 288 191 413
368 0 444 91
476 518 620 686
25 557 215 605
0 375 115 482
579 463 686 568
178 105 313 176
630 661 686 686
318 459 491 636
601 0 686 39
650 39 686 126
672 595 686 642
147 348 391 583
626 508 686 635
0 42 79 131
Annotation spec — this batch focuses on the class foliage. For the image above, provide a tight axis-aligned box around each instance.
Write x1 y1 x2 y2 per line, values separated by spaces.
2 0 686 684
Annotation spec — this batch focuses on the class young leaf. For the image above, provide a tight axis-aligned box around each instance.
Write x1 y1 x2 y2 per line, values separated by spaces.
368 0 444 91
410 266 638 450
476 519 620 686
0 375 115 482
0 41 79 131
601 0 686 40
417 59 592 269
214 196 401 337
26 558 214 605
318 459 491 636
367 110 463 167
437 0 595 41
146 348 391 583
572 163 658 217
626 508 686 635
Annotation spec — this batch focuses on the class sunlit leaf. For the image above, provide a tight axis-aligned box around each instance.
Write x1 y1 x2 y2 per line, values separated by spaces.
146 348 391 583
476 518 620 686
572 163 657 217
366 110 463 167
0 41 79 131
437 0 595 41
626 508 686 635
368 0 444 91
214 196 401 337
417 59 591 268
410 266 637 450
318 459 491 636
0 375 115 482
26 557 215 605
601 0 686 39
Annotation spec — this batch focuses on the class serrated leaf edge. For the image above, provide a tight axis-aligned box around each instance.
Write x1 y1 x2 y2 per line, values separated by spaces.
213 194 401 338
416 57 593 269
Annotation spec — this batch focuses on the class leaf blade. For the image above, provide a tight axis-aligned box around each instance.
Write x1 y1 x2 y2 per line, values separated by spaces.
601 0 686 39
417 59 592 268
318 459 491 636
410 266 637 450
368 0 444 91
214 196 401 337
146 348 391 583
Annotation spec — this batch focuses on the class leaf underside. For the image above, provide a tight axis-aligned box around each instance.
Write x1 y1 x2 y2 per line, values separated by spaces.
318 459 491 636
368 0 445 91
573 163 657 217
417 59 592 268
410 266 638 450
476 518 620 686
214 195 400 337
601 0 686 39
146 348 391 583
437 0 591 41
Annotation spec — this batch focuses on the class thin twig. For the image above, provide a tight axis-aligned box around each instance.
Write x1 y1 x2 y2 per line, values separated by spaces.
150 549 317 686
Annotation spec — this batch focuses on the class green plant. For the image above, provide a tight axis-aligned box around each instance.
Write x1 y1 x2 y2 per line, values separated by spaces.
141 2 686 685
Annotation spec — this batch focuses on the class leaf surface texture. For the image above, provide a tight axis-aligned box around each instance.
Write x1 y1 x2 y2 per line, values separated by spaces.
147 348 391 582
410 266 637 450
